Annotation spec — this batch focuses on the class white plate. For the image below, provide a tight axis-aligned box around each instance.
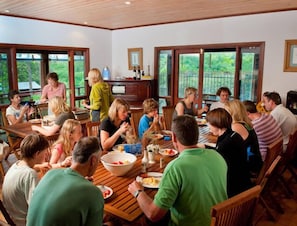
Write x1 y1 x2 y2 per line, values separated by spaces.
159 148 178 157
136 172 163 188
29 118 42 124
97 185 113 199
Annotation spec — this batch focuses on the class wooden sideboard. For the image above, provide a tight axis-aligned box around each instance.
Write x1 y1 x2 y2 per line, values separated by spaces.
106 80 156 108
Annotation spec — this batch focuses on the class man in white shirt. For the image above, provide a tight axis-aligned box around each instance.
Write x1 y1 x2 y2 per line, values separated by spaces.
262 91 297 150
210 87 232 111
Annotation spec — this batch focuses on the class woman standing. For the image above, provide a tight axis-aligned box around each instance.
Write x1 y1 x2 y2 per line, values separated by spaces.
172 87 208 119
206 108 252 197
82 68 114 122
40 72 66 103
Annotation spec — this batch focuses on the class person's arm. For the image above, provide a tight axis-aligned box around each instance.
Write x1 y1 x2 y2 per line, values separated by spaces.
175 102 184 116
49 145 72 168
31 124 60 136
128 181 168 222
40 85 48 103
62 83 67 102
100 122 129 151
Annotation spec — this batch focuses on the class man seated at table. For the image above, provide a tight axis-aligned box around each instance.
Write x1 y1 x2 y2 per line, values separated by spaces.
6 90 34 125
26 136 105 226
128 115 228 226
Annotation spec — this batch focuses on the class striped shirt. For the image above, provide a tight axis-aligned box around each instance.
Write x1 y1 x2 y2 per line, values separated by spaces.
252 113 282 161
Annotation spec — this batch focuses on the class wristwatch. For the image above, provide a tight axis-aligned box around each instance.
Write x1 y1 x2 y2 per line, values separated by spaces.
133 189 143 198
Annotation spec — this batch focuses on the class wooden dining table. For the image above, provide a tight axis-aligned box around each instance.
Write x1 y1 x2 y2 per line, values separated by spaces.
92 125 218 224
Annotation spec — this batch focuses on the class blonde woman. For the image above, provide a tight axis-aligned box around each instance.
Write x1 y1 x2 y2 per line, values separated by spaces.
82 68 114 122
99 98 130 152
32 96 75 136
173 87 208 119
50 119 83 168
225 99 263 174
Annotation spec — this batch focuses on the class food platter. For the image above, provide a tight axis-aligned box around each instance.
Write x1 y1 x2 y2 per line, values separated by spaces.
196 118 207 126
97 185 113 199
159 148 178 157
136 172 163 189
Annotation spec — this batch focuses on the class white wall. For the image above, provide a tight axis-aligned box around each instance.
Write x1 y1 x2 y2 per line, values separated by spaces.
0 16 112 71
1 11 297 103
112 10 297 103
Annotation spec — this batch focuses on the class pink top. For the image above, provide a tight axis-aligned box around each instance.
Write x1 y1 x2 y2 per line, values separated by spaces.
42 82 66 100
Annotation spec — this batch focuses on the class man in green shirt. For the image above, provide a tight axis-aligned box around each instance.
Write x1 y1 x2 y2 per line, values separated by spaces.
27 136 104 226
128 115 228 226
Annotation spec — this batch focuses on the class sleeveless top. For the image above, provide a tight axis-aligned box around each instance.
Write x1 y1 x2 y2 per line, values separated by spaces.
172 101 195 119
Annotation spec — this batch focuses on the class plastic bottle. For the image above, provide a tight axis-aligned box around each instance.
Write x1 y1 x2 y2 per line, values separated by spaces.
141 149 148 173
102 66 111 80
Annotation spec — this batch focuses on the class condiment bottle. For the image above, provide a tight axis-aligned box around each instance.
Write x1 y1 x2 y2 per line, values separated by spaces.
141 149 148 173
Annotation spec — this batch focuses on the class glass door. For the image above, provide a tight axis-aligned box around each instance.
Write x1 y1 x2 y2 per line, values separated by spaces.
0 50 10 104
175 50 200 105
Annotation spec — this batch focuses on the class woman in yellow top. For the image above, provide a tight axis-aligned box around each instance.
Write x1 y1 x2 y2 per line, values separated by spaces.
82 68 114 122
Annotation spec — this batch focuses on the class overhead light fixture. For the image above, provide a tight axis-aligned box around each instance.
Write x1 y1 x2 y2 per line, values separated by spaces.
125 1 131 5
84 21 88 25
4 9 10 13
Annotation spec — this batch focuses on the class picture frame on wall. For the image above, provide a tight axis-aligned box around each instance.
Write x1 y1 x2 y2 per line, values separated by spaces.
128 48 143 70
284 40 297 72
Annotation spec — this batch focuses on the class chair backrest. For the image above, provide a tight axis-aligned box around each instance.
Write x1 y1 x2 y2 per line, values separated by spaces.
1 107 9 127
255 137 283 185
283 129 297 162
259 155 282 188
130 109 143 137
36 103 48 118
210 185 261 226
86 121 100 137
162 106 174 130
0 199 16 226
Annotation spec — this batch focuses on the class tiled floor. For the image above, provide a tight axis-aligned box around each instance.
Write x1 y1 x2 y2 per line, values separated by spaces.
0 153 297 226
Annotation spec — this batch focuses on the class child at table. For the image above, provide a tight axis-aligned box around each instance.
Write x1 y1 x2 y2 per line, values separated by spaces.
49 119 83 168
32 96 75 136
138 98 162 139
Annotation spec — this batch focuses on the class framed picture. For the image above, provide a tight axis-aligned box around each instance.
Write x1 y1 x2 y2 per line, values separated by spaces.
284 40 297 72
128 48 143 70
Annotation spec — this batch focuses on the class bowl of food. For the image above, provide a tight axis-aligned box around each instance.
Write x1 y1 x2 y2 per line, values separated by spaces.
101 152 137 176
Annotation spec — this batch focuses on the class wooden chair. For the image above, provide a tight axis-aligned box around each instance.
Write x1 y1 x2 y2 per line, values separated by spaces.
0 199 16 226
130 109 143 137
162 106 174 130
36 102 48 118
255 137 283 185
210 185 261 226
86 121 100 137
0 108 21 160
256 155 282 222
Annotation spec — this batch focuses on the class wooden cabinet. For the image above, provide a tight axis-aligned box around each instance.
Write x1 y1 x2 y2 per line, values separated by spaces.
106 80 156 108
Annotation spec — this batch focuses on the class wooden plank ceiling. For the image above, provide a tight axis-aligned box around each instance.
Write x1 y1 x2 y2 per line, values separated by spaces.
0 0 297 30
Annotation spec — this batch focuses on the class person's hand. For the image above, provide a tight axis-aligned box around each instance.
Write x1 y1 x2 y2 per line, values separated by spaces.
61 156 72 167
28 106 35 116
119 122 129 135
128 181 144 195
21 105 29 115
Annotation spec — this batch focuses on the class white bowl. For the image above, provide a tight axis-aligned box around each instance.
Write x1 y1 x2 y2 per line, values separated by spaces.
101 152 137 176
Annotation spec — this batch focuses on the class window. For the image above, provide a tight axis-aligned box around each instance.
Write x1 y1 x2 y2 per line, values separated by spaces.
0 44 90 108
156 42 264 110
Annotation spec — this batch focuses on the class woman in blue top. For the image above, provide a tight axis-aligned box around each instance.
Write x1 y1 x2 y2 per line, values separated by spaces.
138 98 162 139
